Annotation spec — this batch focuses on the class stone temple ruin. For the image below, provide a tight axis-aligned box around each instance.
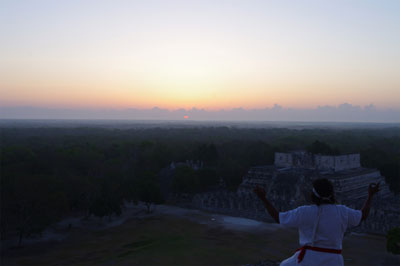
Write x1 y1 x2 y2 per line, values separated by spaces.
241 151 392 205
191 151 399 234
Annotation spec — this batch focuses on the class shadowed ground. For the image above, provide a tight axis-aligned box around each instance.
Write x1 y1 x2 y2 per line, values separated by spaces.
1 206 399 266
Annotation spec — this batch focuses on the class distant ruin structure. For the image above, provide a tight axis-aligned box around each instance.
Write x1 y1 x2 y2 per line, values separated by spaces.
274 151 360 172
249 151 391 204
190 151 399 234
169 160 204 171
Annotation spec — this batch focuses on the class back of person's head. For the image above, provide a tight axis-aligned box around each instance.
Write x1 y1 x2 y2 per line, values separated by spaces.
311 178 336 205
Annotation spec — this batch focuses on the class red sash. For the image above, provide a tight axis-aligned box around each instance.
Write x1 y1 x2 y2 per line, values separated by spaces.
296 245 342 263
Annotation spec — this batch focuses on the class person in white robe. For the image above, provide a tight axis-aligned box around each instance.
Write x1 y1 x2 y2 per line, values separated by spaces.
254 178 380 266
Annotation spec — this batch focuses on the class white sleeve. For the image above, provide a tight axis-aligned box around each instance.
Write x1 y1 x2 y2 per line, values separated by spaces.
344 206 362 227
279 207 303 228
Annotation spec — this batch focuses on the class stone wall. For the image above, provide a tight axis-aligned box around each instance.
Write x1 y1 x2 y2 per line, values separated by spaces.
188 189 399 235
357 196 400 234
335 154 360 171
274 152 293 168
184 161 398 235
329 169 392 203
191 191 275 222
275 152 360 171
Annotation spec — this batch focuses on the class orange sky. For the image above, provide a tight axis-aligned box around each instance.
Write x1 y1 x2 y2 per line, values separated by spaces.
1 1 399 111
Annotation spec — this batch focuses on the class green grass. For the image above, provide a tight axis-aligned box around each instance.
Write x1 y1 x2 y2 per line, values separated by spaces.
2 214 395 266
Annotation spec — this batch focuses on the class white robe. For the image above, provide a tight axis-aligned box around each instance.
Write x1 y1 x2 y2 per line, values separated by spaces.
279 204 362 266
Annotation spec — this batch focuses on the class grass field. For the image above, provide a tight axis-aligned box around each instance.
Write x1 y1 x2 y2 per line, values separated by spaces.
2 209 399 266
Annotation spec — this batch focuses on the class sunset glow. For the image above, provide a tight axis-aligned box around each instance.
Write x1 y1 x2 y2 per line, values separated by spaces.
1 0 400 118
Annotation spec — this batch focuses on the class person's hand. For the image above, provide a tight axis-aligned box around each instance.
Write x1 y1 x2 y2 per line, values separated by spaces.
368 182 380 197
253 186 266 200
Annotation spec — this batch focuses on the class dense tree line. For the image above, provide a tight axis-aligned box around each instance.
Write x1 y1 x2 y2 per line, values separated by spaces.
1 126 399 244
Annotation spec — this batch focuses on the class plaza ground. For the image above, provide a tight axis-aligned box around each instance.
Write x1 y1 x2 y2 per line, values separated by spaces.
2 205 399 266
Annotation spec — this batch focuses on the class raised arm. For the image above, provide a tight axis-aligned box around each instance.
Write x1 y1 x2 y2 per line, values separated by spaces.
253 186 279 223
361 182 380 221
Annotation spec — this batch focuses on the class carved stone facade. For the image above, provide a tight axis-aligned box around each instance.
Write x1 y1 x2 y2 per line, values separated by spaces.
189 152 399 234
274 151 360 172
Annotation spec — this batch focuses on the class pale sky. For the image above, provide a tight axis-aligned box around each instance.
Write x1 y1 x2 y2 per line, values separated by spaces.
1 0 400 115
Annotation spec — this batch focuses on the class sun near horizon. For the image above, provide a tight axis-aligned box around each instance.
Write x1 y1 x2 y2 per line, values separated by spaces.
1 0 400 116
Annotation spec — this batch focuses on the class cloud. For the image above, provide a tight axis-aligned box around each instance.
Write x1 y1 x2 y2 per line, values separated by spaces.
0 104 399 123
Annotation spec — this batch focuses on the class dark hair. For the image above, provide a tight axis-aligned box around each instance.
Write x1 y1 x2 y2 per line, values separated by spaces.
311 178 336 205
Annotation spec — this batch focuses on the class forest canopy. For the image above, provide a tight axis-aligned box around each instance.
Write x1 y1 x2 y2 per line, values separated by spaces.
1 124 399 244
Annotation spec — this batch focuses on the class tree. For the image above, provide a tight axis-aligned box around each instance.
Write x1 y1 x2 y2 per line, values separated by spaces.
195 143 218 165
307 140 338 155
172 166 199 194
89 178 124 219
1 174 68 246
197 168 219 192
138 173 164 213
380 162 400 194
387 227 400 254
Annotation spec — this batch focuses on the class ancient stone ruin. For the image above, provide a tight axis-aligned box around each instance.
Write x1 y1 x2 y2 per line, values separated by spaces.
244 151 391 205
190 151 399 234
274 151 361 172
